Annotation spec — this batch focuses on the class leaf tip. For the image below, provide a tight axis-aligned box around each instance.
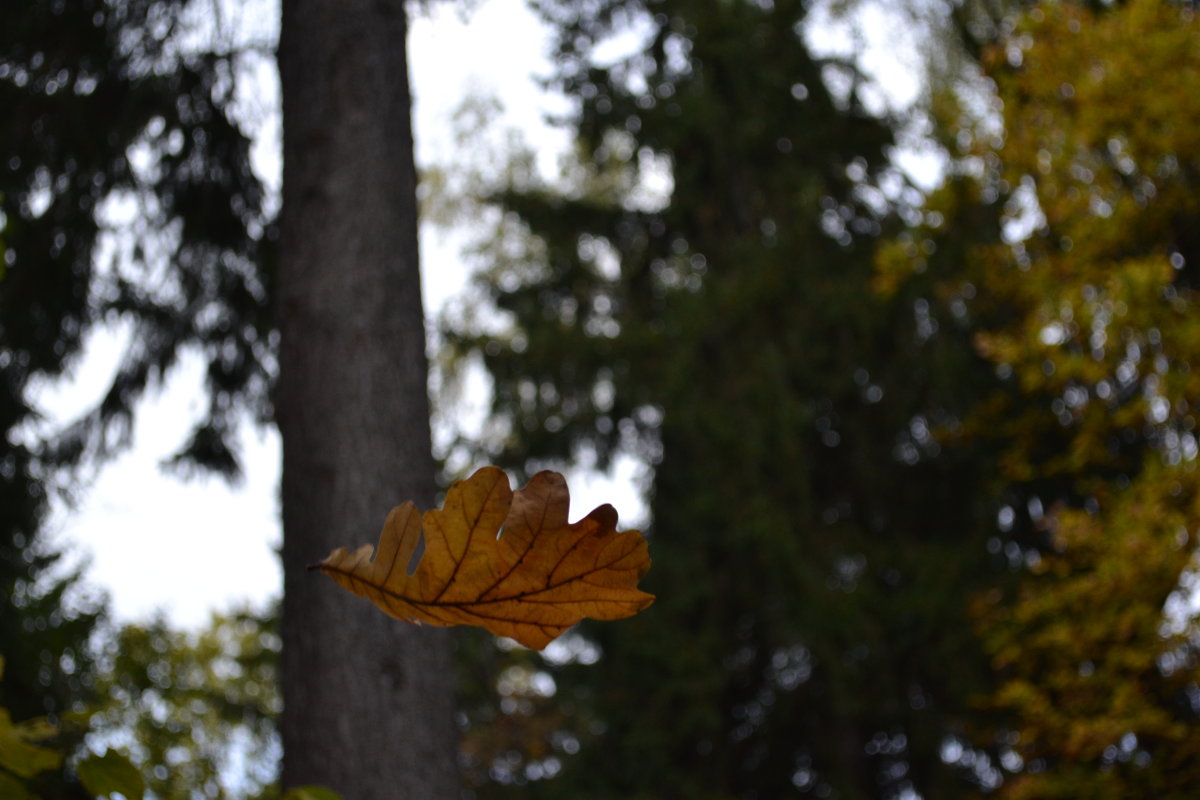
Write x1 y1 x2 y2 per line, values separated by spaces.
583 502 619 531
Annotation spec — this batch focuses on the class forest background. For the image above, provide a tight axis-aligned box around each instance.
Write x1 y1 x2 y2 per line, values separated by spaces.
4 0 1200 798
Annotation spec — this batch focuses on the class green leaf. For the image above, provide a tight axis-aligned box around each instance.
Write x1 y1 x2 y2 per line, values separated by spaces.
0 708 62 778
77 749 145 800
282 786 344 800
0 770 40 800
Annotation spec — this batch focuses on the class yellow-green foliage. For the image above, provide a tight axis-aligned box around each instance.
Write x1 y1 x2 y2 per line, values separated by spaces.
0 655 143 800
937 1 1200 795
89 610 280 800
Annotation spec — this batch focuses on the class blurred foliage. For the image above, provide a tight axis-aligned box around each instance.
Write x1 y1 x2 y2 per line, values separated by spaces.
442 1 1009 797
0 603 295 800
89 607 281 800
0 650 66 798
0 654 142 800
910 0 1200 795
277 788 343 800
1 0 275 478
2 0 1198 798
74 749 145 800
443 0 1200 797
1 0 272 794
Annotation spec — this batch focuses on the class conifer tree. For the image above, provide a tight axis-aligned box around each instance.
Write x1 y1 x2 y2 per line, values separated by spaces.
449 1 1003 796
0 4 270 796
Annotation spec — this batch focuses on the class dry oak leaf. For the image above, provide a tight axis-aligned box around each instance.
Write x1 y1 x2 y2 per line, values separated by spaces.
315 466 654 650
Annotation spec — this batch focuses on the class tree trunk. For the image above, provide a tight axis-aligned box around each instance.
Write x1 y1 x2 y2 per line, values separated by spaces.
276 1 458 796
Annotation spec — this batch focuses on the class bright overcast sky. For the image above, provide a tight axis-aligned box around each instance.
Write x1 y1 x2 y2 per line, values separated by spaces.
38 0 932 629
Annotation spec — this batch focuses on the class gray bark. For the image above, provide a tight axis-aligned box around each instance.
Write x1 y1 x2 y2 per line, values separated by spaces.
276 1 458 796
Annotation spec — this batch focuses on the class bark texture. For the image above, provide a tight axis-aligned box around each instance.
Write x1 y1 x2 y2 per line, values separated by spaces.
276 1 458 796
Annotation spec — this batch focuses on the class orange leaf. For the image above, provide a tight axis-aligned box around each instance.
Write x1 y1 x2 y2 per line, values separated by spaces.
315 467 654 649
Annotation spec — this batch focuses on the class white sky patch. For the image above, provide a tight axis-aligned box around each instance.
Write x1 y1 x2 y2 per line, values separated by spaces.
42 349 283 626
